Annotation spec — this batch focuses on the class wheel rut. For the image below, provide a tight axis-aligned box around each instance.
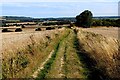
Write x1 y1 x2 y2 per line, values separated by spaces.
33 30 70 79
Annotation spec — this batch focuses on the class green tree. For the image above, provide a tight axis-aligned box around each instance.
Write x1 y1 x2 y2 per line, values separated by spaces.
92 19 103 26
115 19 120 27
76 10 93 28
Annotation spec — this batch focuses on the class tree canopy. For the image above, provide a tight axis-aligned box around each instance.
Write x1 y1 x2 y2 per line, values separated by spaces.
76 10 93 28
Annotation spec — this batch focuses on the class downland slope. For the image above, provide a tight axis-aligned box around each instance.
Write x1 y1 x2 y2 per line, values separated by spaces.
2 28 68 78
76 28 120 79
1 27 120 79
82 27 119 39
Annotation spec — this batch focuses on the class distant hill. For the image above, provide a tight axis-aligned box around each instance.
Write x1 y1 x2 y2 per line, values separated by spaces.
93 16 120 19
2 16 33 22
1 16 76 22
1 16 120 22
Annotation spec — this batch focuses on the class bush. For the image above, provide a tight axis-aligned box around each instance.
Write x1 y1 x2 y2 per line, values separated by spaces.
35 28 41 31
46 27 51 30
46 27 55 30
91 19 119 27
115 19 120 27
21 25 25 28
58 27 62 29
2 29 8 32
15 28 22 32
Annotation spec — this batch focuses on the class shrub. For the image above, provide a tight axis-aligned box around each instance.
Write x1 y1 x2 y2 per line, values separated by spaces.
21 25 25 28
58 27 62 29
2 29 8 32
15 28 22 32
35 28 41 31
46 27 55 30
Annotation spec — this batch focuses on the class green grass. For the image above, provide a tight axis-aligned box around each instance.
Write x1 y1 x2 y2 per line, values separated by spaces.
35 29 70 79
44 29 90 79
63 29 89 79
35 41 60 79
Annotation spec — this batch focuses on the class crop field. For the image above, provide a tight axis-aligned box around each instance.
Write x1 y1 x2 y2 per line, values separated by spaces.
77 27 120 79
1 26 120 79
1 1 120 79
82 27 119 39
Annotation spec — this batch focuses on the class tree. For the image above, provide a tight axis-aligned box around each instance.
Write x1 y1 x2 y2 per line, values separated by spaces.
92 19 103 26
21 24 25 28
76 10 93 28
115 19 120 27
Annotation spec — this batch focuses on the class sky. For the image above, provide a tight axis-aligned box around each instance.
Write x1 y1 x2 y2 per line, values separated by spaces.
0 0 119 18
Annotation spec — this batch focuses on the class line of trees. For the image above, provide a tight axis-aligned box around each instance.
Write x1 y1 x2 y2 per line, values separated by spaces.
42 21 71 26
75 10 120 28
92 19 120 27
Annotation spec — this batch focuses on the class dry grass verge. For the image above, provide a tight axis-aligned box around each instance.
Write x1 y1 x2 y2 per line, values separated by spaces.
77 28 120 79
2 28 67 78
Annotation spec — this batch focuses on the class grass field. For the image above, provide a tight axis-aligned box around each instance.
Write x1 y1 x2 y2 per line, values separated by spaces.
1 27 120 79
2 28 67 78
82 27 119 39
77 27 120 79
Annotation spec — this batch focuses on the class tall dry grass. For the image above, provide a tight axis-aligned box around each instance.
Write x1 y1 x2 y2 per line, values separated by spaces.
77 28 120 79
2 28 67 78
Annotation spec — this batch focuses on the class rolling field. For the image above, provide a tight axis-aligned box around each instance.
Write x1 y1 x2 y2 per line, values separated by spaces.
1 27 120 79
82 27 119 39
77 28 119 79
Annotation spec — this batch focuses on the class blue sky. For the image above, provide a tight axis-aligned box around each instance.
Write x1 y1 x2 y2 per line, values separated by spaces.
1 0 119 18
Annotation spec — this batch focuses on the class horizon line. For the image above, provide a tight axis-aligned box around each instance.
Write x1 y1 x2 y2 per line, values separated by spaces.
1 15 120 18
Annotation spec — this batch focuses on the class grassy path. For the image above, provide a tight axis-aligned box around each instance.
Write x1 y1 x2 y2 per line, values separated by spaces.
34 29 70 79
34 28 104 79
32 50 54 78
45 29 89 79
45 31 69 78
64 30 89 79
